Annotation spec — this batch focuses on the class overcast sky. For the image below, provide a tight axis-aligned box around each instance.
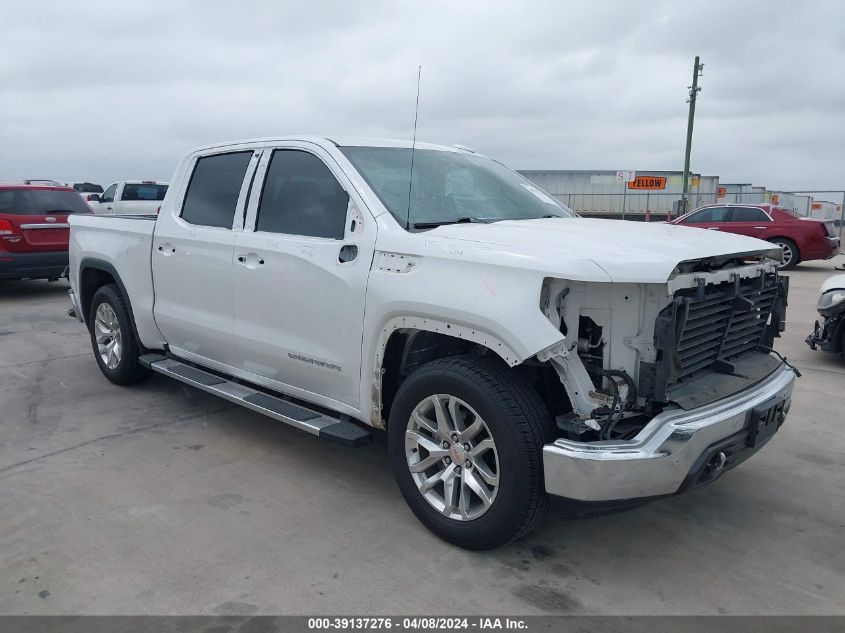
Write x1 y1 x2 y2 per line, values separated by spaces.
2 0 843 197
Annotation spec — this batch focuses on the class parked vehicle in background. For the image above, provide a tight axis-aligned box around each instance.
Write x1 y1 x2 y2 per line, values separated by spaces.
68 136 796 550
670 203 839 270
0 184 91 280
88 181 168 215
806 274 845 354
69 182 104 202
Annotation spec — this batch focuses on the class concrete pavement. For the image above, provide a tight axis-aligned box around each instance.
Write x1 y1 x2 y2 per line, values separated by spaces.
0 259 843 615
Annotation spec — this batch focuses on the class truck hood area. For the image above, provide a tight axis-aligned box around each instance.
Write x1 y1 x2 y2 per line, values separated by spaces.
423 217 782 283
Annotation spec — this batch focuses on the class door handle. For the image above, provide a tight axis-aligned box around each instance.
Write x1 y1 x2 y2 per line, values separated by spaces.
157 243 175 255
754 226 767 229
237 253 264 267
339 244 358 263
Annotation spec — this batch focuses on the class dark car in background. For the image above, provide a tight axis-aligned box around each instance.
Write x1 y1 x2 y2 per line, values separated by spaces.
671 203 840 269
0 184 92 280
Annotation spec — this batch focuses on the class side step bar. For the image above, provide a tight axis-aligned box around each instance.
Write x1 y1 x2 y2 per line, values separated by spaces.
140 355 371 447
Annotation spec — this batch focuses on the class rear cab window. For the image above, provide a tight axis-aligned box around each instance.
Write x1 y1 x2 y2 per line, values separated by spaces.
121 183 168 201
0 188 91 215
73 183 103 194
181 152 254 229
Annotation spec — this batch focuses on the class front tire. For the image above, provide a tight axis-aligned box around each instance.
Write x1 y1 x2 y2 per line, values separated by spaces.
388 355 555 550
769 237 799 270
88 284 151 385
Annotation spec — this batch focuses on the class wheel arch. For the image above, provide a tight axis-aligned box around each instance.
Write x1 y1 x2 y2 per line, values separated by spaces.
767 236 801 263
78 258 146 351
369 317 525 430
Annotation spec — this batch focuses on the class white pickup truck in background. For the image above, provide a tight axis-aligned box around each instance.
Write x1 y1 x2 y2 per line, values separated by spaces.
88 180 168 215
67 136 797 550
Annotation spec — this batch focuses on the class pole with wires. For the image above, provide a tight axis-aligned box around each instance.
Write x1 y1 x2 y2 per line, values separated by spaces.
681 56 703 214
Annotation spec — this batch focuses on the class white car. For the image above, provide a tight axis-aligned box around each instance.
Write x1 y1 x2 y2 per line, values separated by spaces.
88 180 168 215
67 136 796 549
806 274 845 353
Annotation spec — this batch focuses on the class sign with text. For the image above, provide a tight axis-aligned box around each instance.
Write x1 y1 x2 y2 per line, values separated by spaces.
627 176 667 190
616 170 636 183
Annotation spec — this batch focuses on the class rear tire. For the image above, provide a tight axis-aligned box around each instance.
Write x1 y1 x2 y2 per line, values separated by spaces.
388 355 555 550
88 284 151 385
769 237 799 270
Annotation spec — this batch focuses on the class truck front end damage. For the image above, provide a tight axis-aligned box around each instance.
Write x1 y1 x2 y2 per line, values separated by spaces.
537 256 797 503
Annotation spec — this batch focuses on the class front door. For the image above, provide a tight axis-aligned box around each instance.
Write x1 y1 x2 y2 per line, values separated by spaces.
232 144 375 408
152 150 259 368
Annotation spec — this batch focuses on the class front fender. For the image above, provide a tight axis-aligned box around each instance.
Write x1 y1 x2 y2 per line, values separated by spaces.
359 253 568 426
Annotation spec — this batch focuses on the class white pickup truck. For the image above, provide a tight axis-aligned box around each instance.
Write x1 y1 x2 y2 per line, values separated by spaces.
87 180 168 215
67 136 797 549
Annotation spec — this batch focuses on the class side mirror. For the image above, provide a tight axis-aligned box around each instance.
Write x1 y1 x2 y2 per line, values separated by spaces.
87 194 101 202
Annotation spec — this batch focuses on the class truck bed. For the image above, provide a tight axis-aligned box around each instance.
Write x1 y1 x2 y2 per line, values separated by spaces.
68 213 162 348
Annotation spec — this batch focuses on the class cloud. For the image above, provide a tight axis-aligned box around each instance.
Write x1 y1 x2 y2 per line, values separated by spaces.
1 0 843 195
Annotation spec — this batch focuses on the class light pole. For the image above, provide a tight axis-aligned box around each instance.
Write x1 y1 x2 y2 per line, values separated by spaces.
681 56 703 213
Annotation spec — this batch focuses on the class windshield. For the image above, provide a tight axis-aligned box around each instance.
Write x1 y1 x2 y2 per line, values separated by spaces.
0 189 91 215
339 147 575 228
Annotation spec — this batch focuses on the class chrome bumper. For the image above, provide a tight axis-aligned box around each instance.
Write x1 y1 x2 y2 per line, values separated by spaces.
68 288 84 323
542 363 797 502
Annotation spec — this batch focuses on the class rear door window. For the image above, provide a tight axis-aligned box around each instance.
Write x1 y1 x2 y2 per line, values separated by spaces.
181 152 253 229
0 189 91 215
729 207 769 222
255 150 349 239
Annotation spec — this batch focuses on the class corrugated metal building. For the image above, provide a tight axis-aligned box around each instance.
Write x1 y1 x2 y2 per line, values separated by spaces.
517 170 718 220
518 171 839 223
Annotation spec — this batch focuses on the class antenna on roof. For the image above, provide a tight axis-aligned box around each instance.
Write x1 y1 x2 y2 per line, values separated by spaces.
406 65 422 230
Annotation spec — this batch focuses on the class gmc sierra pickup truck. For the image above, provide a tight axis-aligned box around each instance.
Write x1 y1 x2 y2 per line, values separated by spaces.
68 136 797 550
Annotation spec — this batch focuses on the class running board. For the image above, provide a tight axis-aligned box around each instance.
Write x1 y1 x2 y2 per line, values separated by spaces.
142 356 371 447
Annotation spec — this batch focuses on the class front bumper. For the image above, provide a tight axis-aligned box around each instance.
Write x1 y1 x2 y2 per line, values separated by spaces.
806 315 843 353
542 363 796 502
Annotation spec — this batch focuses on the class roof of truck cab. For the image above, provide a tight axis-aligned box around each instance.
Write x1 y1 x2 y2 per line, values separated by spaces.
188 136 466 154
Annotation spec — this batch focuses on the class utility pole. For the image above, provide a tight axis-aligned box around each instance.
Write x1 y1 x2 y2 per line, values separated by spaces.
681 56 703 213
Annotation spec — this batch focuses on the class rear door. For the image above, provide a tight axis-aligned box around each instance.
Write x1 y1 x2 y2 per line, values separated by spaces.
675 206 730 231
232 143 375 407
152 150 259 368
0 188 90 253
724 206 772 239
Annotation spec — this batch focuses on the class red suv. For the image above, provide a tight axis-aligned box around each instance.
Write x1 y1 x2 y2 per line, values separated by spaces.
671 203 840 269
0 184 92 280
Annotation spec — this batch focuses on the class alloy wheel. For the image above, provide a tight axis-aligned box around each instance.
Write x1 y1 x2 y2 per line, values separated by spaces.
405 394 500 521
94 303 122 370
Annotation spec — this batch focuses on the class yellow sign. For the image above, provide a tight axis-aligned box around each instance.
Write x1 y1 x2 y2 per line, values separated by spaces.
627 176 667 190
